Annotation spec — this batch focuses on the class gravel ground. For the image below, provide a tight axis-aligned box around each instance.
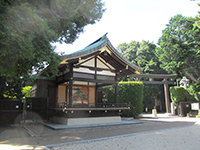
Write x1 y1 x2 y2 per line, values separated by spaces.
48 124 200 150
0 115 199 150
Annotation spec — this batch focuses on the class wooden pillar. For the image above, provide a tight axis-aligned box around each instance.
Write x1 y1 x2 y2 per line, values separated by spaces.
95 83 98 104
164 78 170 113
65 86 68 103
115 71 118 104
69 64 73 106
94 55 97 80
94 56 98 104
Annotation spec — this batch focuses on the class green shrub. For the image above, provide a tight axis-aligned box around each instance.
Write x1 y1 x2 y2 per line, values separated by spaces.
102 85 115 103
102 81 144 117
170 86 186 104
118 81 144 117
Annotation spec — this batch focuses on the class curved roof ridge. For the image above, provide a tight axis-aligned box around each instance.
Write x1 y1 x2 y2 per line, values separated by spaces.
85 33 108 48
62 33 142 72
63 33 108 59
106 40 142 72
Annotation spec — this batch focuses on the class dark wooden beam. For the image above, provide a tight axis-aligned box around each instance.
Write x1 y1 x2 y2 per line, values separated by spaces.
67 59 79 64
163 78 170 113
95 83 98 104
68 64 73 106
97 56 113 70
74 65 111 72
142 81 176 85
73 77 116 84
51 107 130 111
97 83 113 87
130 74 177 79
95 55 97 80
56 72 70 85
115 71 118 104
73 71 115 78
95 56 98 104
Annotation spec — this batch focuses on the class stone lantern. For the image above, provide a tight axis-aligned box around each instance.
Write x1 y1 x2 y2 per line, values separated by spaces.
180 76 189 89
180 76 190 101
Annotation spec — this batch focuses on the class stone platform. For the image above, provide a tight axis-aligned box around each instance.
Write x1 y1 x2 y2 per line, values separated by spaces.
51 116 122 126
43 120 140 130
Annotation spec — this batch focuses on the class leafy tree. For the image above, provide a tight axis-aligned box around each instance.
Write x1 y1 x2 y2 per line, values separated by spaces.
156 14 200 82
193 4 200 28
117 41 166 74
0 0 105 98
117 41 167 112
0 76 26 98
187 81 200 101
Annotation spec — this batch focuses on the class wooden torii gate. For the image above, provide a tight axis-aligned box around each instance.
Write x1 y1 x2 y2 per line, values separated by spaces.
129 74 177 114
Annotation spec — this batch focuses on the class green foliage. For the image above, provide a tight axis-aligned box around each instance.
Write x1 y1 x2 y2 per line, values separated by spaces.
0 0 105 78
192 81 200 92
117 41 164 74
187 81 200 101
156 14 200 81
192 4 200 55
103 81 144 118
0 0 105 96
0 76 26 99
102 85 115 103
118 81 144 117
193 4 200 28
117 40 167 112
143 84 165 111
22 86 31 98
170 86 186 104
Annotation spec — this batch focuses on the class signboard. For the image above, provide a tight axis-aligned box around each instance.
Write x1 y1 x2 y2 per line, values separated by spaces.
191 103 200 110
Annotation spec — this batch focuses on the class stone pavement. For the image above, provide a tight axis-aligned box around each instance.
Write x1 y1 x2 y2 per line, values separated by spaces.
0 114 199 150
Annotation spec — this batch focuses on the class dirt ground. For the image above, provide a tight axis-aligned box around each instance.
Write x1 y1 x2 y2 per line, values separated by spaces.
0 118 195 150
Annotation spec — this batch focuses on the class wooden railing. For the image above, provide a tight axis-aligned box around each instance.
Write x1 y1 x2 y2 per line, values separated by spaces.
57 102 129 109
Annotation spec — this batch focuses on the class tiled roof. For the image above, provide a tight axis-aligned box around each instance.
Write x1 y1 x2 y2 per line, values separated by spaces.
62 33 142 73
63 33 108 60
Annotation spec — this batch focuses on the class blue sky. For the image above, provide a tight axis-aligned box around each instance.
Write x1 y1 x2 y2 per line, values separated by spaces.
53 0 200 55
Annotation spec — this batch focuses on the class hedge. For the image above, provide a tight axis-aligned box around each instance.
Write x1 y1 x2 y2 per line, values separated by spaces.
103 81 144 117
170 86 186 104
187 84 200 102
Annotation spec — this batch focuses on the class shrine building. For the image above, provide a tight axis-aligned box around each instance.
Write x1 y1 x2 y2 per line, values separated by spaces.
31 33 142 125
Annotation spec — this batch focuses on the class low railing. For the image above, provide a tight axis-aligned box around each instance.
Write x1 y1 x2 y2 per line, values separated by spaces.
57 102 129 109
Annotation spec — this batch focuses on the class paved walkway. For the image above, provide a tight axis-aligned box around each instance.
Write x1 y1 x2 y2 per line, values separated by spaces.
140 113 200 123
0 114 199 150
